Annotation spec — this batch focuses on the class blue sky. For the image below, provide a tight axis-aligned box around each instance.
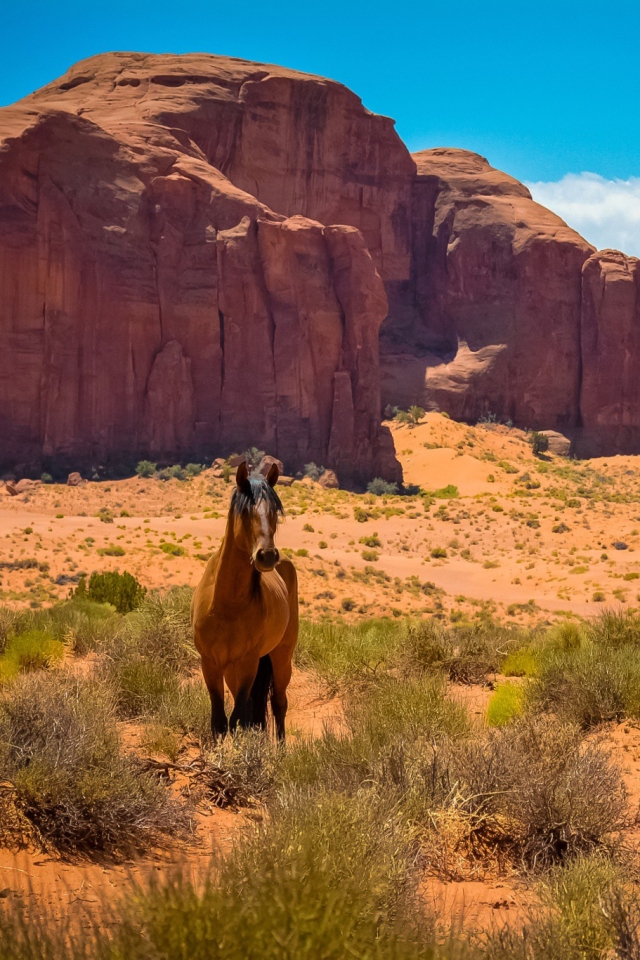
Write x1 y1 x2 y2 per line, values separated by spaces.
3 0 639 252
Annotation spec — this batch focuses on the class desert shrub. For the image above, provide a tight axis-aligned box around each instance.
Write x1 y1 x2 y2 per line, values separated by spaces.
486 854 624 959
532 643 640 727
101 589 199 722
414 716 626 871
124 588 196 672
197 730 278 808
346 673 469 753
403 620 524 684
0 673 184 854
0 629 64 681
77 570 146 613
157 464 187 481
135 460 157 478
79 791 436 960
296 618 403 689
153 677 211 740
98 544 125 556
486 682 525 726
242 447 266 469
408 405 426 424
184 463 204 477
367 477 399 496
501 647 540 677
106 655 181 718
587 608 640 648
302 461 324 481
160 542 186 557
530 431 550 457
432 484 459 499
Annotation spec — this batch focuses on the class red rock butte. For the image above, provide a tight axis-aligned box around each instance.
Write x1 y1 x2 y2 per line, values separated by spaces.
0 52 637 480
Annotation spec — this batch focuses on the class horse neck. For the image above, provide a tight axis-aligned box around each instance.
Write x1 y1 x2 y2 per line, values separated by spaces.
212 510 258 609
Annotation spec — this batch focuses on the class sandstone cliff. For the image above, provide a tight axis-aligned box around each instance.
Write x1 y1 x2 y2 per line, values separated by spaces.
1 53 639 476
0 52 406 483
380 148 595 433
579 249 640 456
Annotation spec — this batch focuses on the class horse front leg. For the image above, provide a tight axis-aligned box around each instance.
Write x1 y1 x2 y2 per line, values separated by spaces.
201 655 228 740
227 657 260 732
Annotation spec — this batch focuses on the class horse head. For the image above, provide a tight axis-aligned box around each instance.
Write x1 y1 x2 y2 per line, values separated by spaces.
231 460 283 572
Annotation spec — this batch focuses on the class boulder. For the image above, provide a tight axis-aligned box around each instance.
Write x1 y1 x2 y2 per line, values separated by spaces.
318 469 339 489
14 478 40 493
277 475 295 487
4 481 17 496
258 456 284 476
67 472 84 486
538 430 572 457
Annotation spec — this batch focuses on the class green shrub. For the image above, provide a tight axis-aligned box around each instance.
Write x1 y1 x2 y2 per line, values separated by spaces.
367 478 399 496
78 571 146 614
303 462 323 482
359 533 381 548
242 447 266 469
486 682 525 726
98 544 125 557
106 655 181 718
432 484 459 499
0 673 184 854
160 542 186 557
530 431 550 456
502 647 539 677
135 460 157 478
163 464 188 481
185 463 204 477
296 619 403 689
533 643 640 727
0 630 64 681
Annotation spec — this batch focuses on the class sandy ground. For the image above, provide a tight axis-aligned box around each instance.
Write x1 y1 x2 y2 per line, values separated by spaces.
0 666 344 922
3 414 640 930
2 413 640 624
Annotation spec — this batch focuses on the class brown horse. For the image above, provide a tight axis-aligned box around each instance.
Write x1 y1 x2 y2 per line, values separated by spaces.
191 460 298 739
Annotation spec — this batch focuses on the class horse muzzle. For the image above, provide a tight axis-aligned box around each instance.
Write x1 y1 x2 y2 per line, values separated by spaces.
253 547 280 572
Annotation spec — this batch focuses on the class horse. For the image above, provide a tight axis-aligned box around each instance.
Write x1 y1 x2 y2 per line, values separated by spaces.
191 460 298 740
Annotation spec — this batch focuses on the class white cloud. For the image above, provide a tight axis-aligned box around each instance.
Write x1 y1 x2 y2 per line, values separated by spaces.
525 172 640 258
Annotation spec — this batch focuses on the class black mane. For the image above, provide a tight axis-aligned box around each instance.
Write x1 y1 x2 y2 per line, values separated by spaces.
230 476 284 519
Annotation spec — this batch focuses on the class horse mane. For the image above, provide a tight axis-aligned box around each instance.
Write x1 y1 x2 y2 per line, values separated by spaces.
230 476 284 520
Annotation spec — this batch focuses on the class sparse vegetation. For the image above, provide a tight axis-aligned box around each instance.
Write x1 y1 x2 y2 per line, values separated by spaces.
135 460 157 478
76 571 146 613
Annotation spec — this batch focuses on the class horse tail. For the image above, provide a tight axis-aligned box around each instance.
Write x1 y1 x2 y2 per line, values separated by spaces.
249 655 274 730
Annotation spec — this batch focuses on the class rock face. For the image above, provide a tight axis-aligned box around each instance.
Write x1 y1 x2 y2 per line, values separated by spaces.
579 250 640 456
0 52 406 485
380 148 595 432
1 53 639 473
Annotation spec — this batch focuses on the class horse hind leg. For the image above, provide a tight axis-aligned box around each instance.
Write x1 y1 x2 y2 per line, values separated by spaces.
201 656 227 740
269 642 294 741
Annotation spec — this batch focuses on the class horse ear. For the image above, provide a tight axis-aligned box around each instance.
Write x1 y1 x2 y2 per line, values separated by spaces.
261 461 279 487
235 461 249 488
